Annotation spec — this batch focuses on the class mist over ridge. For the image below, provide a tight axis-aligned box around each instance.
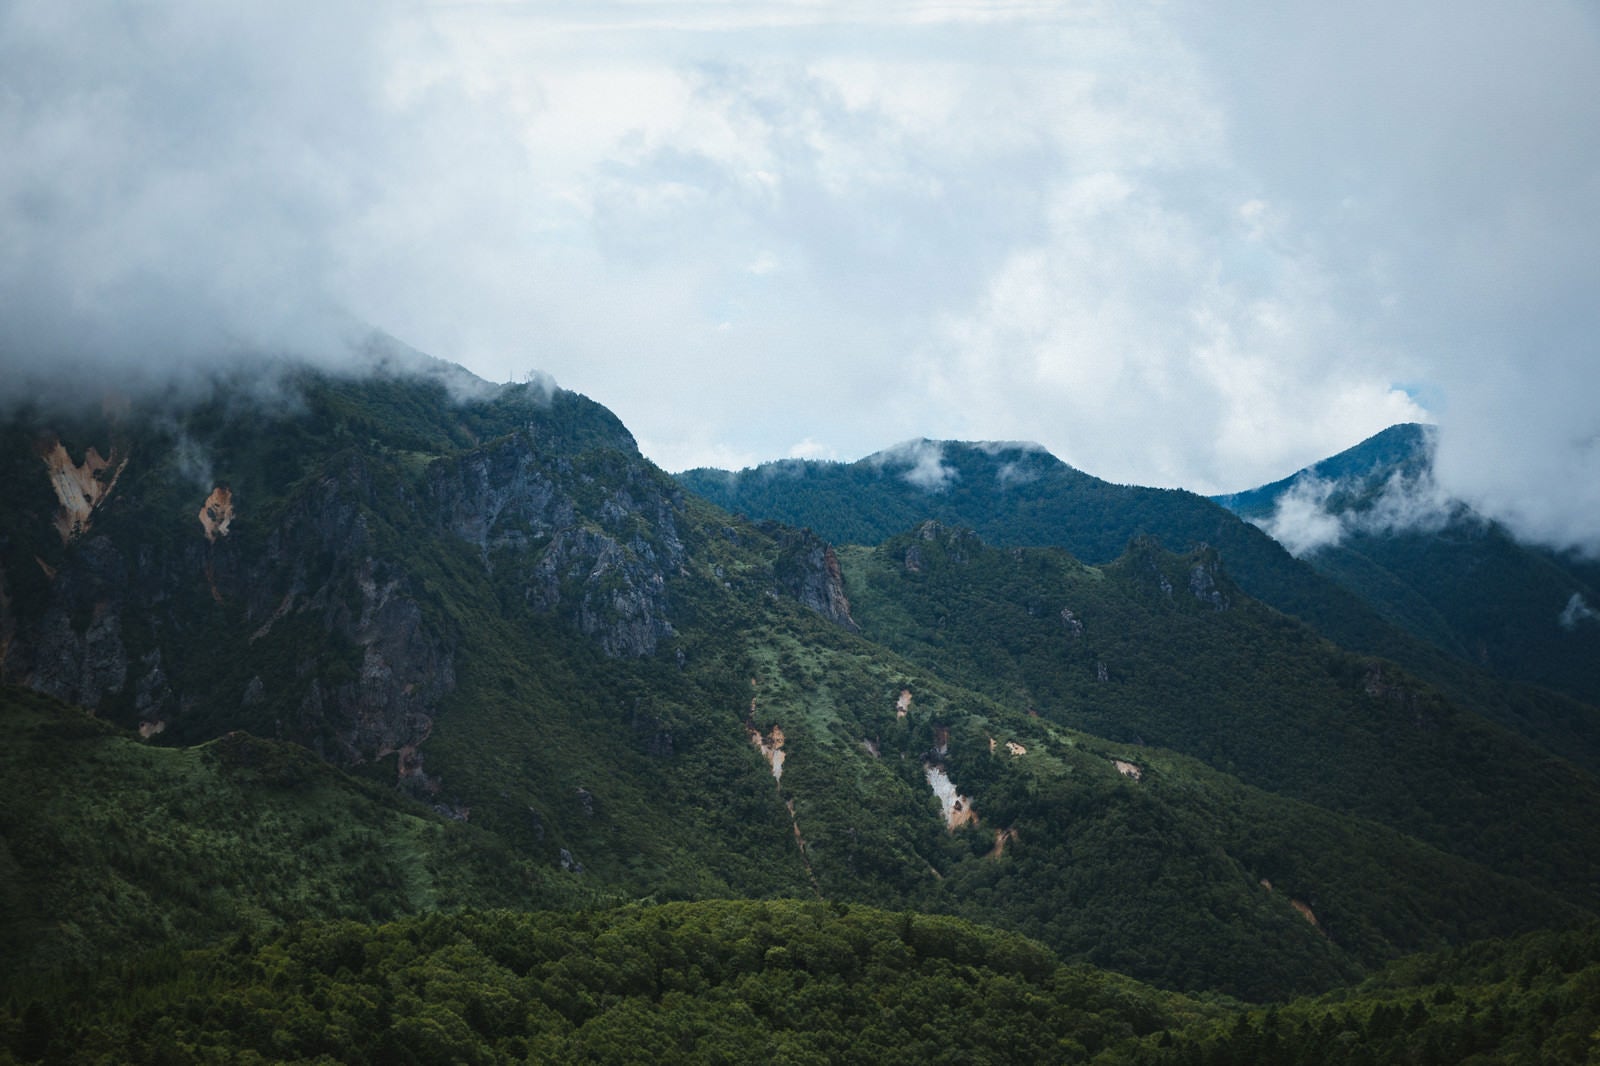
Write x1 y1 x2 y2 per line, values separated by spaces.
5 0 1598 556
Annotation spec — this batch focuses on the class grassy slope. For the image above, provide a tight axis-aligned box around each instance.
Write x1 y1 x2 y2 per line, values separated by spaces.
0 686 592 993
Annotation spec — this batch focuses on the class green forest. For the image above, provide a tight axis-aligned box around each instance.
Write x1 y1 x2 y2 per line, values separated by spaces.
4 365 1599 1062
5 903 1598 1064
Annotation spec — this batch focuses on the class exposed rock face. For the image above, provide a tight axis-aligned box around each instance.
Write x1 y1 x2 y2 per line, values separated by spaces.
9 535 129 709
198 486 234 542
429 433 573 561
430 431 685 657
5 392 697 781
915 520 979 563
1291 899 1325 935
134 648 173 723
243 457 455 771
0 375 856 797
37 437 127 543
554 527 676 658
767 526 859 632
749 723 787 784
925 764 978 830
6 436 454 778
1188 555 1231 611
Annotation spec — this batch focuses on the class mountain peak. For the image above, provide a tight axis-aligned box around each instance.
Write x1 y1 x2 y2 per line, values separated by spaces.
1212 422 1438 519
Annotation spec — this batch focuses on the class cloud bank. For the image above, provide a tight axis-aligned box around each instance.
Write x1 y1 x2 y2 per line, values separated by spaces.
2 1 1597 553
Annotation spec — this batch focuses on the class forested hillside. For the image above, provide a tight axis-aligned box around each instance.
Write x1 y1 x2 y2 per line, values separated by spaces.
3 361 1598 1061
680 440 1600 774
677 441 1411 661
835 523 1600 914
6 904 1596 1064
1215 423 1600 711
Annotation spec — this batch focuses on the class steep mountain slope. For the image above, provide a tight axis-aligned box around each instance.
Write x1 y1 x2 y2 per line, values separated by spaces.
1214 423 1600 709
2 358 1596 1005
1212 423 1437 520
678 440 1600 774
834 523 1600 911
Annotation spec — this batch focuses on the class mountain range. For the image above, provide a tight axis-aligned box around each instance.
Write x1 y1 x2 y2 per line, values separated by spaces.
2 354 1597 1062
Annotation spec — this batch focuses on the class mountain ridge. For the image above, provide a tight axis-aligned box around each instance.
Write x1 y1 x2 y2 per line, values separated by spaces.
3 358 1597 1013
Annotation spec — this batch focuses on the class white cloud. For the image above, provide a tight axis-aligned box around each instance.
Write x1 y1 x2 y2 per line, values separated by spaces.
870 439 958 492
1560 593 1599 631
1180 0 1600 552
2 0 1597 556
786 437 834 460
1256 468 1456 558
1257 477 1349 558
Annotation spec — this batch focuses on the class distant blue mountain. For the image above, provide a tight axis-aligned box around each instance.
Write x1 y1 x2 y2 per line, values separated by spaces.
1212 423 1437 520
1213 424 1600 709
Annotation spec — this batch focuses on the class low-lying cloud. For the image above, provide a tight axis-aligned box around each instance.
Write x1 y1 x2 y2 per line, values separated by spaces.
870 440 958 493
0 3 393 402
1258 469 1457 558
1560 593 1599 631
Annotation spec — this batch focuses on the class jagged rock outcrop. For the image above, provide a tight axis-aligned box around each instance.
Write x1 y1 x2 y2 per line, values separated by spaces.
429 430 686 657
429 433 574 561
536 525 676 657
1116 537 1237 614
766 526 859 632
914 520 980 563
1188 552 1232 611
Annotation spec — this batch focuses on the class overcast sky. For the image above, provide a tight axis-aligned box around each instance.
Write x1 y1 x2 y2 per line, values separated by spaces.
3 1 1598 552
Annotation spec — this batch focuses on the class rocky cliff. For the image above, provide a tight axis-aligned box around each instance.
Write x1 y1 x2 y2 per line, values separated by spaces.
766 524 859 633
428 433 687 657
0 366 858 784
